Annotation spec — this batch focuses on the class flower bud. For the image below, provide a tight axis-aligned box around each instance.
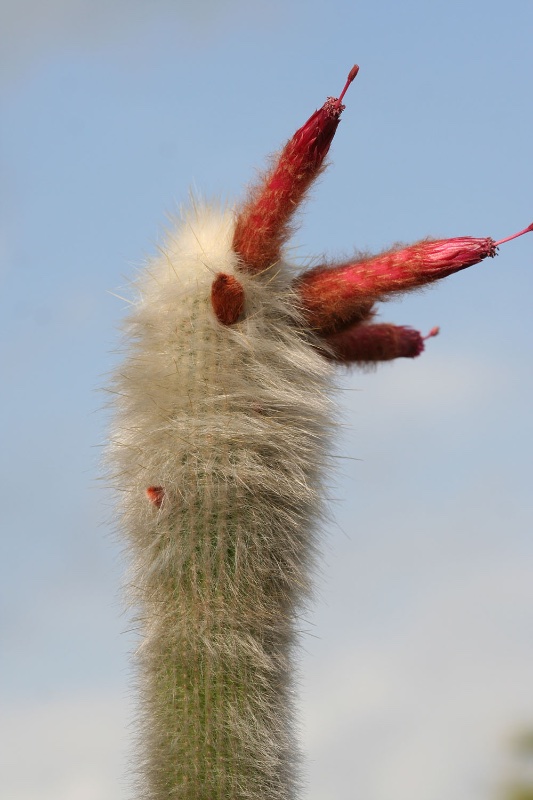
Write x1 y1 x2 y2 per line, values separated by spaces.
323 323 426 364
233 67 359 274
146 486 165 508
211 273 245 325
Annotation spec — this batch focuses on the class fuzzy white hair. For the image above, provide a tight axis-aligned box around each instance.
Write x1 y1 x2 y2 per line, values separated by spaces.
109 201 335 799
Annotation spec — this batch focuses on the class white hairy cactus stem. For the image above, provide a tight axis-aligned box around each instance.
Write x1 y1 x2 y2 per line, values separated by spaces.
109 62 532 800
110 206 334 798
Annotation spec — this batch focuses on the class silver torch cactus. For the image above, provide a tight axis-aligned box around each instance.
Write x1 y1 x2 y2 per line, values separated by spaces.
108 65 532 799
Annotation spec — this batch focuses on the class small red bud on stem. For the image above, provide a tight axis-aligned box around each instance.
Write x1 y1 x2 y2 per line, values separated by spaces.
324 323 426 364
146 486 165 508
211 273 245 325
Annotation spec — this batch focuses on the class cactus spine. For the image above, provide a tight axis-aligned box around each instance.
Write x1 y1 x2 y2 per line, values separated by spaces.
109 67 532 799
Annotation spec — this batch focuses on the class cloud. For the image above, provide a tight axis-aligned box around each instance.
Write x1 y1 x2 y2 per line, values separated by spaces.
0 692 130 800
0 0 255 85
341 350 504 427
301 552 533 800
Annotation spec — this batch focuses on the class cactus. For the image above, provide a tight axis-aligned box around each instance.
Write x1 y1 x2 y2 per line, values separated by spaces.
109 66 532 799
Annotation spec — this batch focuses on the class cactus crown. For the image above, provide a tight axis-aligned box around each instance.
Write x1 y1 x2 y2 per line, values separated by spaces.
213 64 531 364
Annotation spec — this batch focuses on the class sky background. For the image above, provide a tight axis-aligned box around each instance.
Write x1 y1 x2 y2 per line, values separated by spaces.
1 1 533 799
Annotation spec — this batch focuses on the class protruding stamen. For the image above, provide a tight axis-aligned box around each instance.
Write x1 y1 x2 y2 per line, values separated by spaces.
494 222 533 247
338 64 359 104
423 325 440 340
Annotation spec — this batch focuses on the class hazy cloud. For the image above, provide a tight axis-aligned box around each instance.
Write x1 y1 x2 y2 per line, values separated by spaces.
0 693 129 800
302 550 533 800
0 0 254 85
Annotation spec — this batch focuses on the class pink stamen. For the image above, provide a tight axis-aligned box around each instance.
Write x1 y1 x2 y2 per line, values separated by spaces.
423 326 440 340
338 64 359 104
494 222 533 247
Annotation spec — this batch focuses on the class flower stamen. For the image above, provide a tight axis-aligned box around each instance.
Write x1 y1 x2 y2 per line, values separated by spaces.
495 222 533 247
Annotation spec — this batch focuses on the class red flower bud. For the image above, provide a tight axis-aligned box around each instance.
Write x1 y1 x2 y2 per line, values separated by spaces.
233 66 359 274
211 273 245 325
146 486 165 508
323 323 429 364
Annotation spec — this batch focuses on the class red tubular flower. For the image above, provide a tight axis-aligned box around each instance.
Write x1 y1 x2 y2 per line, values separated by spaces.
211 273 245 325
296 236 496 336
322 323 438 364
233 66 359 274
296 222 533 338
230 59 532 364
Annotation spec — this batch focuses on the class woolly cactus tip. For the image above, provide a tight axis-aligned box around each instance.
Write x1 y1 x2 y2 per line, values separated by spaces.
233 64 359 273
495 221 533 247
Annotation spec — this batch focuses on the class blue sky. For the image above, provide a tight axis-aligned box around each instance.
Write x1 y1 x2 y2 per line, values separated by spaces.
1 1 532 798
